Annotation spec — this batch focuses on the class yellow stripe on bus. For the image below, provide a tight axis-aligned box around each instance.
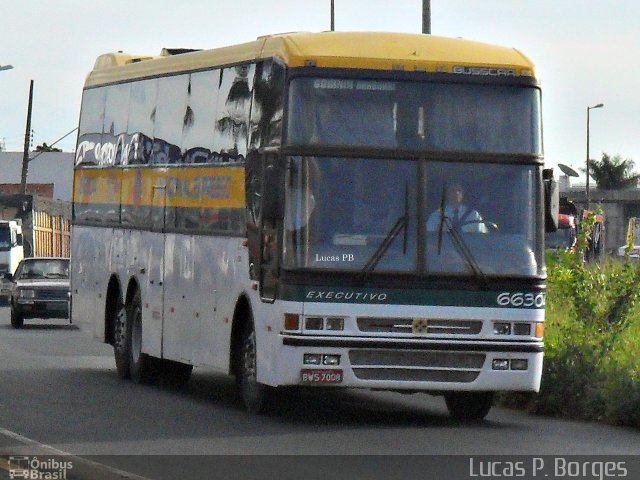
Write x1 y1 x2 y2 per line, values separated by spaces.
74 166 246 209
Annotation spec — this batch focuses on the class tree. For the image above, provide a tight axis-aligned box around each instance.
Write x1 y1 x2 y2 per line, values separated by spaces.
35 142 62 152
587 153 640 190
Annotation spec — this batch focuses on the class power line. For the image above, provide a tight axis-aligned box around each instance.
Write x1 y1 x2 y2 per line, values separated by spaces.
28 126 78 163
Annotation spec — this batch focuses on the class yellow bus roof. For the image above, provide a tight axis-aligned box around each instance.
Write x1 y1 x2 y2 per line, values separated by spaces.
85 31 536 87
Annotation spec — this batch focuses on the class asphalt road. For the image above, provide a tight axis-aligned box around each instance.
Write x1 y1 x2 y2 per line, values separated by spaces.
0 307 638 479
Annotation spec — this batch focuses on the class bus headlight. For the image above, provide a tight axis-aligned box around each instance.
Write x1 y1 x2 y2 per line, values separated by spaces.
492 359 509 370
493 322 511 335
304 317 324 330
513 323 531 336
510 359 528 371
303 316 345 331
325 318 344 331
322 354 341 366
303 354 322 365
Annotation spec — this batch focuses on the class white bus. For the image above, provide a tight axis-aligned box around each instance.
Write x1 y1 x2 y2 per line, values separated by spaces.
72 32 558 420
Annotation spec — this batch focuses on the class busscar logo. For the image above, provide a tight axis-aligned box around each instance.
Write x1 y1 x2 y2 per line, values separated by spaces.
453 65 517 76
8 456 73 480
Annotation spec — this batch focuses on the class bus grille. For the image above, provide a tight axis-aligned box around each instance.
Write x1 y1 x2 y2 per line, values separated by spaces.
349 349 485 383
357 317 482 335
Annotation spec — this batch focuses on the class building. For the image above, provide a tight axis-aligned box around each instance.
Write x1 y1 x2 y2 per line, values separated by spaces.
0 152 73 201
564 188 640 254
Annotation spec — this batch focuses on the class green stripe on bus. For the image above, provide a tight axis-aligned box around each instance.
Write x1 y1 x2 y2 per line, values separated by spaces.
279 284 546 308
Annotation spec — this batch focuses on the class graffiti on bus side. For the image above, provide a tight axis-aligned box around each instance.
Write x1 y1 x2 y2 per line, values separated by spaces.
75 132 245 167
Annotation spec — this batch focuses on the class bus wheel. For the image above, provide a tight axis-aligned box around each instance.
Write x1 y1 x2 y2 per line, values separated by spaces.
113 298 130 379
444 392 494 421
237 322 270 414
127 289 157 384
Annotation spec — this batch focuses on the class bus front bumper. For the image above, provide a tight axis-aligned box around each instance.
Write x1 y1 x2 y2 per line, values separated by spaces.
273 334 544 393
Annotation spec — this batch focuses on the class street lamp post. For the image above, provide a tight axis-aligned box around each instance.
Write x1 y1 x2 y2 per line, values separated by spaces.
586 103 604 209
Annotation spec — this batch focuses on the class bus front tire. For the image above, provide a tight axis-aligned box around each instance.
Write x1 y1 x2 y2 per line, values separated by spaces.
444 391 494 421
237 322 271 414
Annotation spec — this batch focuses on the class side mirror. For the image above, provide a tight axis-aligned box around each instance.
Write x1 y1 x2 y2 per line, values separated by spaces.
3 272 13 281
16 233 23 247
262 163 284 223
543 168 559 232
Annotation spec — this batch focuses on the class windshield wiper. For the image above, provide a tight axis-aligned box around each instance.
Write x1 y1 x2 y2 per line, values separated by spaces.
361 215 407 276
435 183 487 288
361 183 410 277
441 217 487 287
437 183 447 255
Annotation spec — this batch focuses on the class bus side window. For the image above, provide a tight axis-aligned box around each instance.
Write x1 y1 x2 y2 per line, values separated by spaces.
152 75 189 164
127 79 158 165
214 65 254 162
181 69 219 164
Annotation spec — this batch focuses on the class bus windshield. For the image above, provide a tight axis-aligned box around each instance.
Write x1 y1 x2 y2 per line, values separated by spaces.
283 157 542 277
288 77 541 155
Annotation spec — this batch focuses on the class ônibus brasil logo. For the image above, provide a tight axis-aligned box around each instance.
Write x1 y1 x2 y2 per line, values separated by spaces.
8 456 73 480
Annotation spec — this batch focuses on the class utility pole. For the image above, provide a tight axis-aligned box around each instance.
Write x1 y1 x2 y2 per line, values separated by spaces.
20 80 34 195
330 0 335 31
586 103 604 209
422 0 431 34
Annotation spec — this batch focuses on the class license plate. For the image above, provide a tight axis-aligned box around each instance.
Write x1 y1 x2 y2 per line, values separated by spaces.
300 369 343 384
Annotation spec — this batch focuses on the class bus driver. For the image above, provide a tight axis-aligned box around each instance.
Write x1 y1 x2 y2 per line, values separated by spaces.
426 183 488 233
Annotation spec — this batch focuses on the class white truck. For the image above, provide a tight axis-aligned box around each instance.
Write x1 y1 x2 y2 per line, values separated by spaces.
0 220 25 299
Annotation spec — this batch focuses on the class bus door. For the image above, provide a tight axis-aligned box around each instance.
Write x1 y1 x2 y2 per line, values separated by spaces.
247 150 281 302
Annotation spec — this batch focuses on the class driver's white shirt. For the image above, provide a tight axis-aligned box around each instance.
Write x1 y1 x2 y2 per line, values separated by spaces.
426 204 488 233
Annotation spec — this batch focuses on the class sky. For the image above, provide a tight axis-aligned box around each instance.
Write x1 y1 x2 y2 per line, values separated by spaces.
1 0 639 182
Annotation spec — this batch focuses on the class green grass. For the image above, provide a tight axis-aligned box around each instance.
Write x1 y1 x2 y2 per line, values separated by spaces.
498 253 640 428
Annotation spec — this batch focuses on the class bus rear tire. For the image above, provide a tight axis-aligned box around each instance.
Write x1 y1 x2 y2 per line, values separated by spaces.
113 299 130 379
127 289 157 384
444 392 494 421
237 321 271 414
